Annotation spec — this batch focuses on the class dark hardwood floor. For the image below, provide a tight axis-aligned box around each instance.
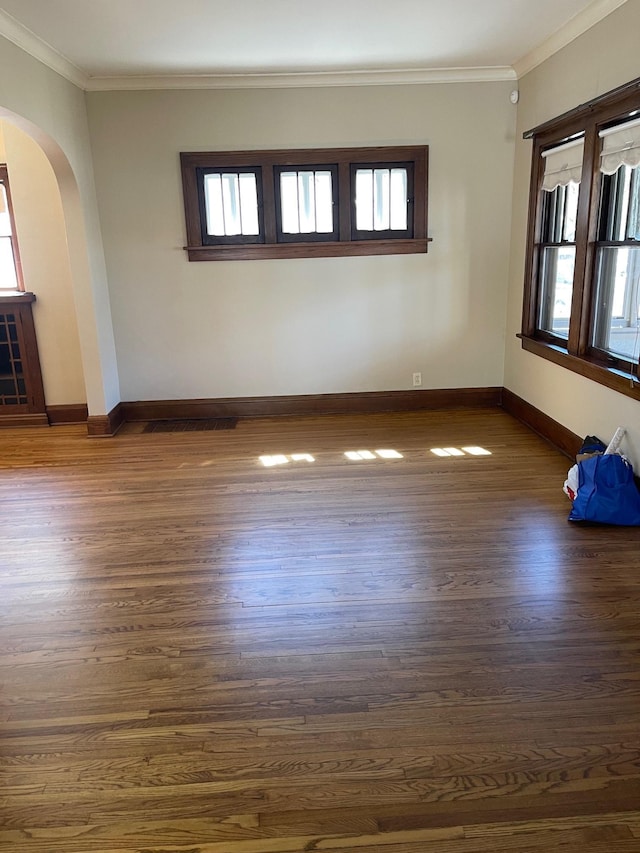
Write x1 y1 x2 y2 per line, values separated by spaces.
1 408 639 852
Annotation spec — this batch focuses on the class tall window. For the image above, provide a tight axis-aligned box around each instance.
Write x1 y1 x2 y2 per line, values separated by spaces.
0 165 23 292
521 77 640 400
181 146 428 261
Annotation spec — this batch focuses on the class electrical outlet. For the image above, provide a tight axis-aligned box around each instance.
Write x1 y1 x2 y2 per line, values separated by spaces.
412 372 422 387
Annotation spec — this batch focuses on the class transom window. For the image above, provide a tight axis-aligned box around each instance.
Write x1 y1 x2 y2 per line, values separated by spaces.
352 164 412 237
200 169 262 242
0 165 23 292
181 146 428 261
521 77 640 401
274 166 338 242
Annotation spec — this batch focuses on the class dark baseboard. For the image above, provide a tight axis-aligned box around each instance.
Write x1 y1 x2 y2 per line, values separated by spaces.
121 387 503 422
0 390 609 470
0 412 49 428
46 404 89 425
87 402 125 437
501 388 581 460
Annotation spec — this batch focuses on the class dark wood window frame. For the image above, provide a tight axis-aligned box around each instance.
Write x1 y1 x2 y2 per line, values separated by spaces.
520 75 640 402
0 164 25 292
181 146 429 261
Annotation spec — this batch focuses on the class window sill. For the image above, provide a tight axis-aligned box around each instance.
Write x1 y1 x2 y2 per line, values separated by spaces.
185 238 431 262
518 334 640 402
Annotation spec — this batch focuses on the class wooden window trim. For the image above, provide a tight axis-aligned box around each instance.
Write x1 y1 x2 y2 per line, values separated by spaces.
0 164 25 292
520 77 640 401
181 146 430 261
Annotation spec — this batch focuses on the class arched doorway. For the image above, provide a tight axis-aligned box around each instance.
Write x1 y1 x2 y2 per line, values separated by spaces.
0 107 121 433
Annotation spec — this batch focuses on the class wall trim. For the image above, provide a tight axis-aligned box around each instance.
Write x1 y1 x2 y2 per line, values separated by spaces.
86 66 516 92
501 388 581 459
46 404 88 425
0 8 89 89
0 412 49 428
121 387 502 422
87 402 124 437
513 0 629 79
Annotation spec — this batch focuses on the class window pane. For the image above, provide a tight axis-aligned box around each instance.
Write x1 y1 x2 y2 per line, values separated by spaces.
538 246 575 338
204 172 259 237
314 172 333 233
0 185 12 238
592 246 640 362
204 174 225 236
279 170 334 235
238 173 259 235
390 168 408 230
355 167 408 232
355 169 374 231
374 169 390 230
541 182 579 243
598 165 640 242
221 174 241 236
0 237 18 290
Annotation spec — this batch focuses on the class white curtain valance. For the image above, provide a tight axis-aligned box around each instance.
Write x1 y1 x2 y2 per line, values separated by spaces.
599 116 640 174
541 138 584 191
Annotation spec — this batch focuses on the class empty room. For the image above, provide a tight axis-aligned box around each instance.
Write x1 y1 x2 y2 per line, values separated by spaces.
1 1 640 851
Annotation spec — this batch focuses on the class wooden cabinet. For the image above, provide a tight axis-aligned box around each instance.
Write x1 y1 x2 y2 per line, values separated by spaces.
0 292 47 426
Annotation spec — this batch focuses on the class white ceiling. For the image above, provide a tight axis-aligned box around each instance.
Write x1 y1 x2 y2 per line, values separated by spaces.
0 0 629 89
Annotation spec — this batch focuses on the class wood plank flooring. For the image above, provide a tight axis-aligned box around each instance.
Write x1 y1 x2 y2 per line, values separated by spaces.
1 408 639 852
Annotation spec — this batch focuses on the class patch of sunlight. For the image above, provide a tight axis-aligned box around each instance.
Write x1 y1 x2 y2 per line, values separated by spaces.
462 446 492 456
431 446 492 458
260 455 289 467
346 449 404 461
260 453 315 467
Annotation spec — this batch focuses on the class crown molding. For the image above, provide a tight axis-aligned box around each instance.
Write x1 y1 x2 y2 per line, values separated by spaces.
85 66 517 92
0 8 88 89
513 0 629 79
1 0 626 94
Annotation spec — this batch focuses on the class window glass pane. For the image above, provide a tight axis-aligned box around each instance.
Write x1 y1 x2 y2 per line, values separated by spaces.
279 170 333 235
538 246 575 339
355 169 374 231
238 173 259 236
0 185 12 238
314 171 333 233
562 182 579 242
204 172 259 237
298 171 316 233
221 173 241 236
0 236 18 290
374 169 390 230
204 174 225 236
628 167 640 240
592 246 640 362
541 183 579 243
598 165 640 242
355 168 408 231
390 169 408 230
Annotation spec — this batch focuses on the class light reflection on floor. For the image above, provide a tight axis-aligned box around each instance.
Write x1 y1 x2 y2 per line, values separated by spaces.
259 447 492 466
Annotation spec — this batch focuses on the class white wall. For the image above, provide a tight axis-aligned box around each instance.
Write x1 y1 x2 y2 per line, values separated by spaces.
0 34 120 415
87 83 516 401
0 121 85 406
505 0 640 464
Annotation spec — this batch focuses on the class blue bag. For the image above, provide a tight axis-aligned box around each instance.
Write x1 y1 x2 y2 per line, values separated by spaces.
569 453 640 525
